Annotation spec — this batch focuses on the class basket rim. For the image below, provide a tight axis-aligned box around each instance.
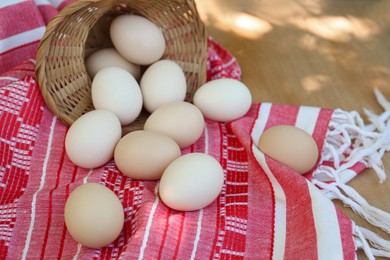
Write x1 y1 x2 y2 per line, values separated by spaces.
35 0 207 130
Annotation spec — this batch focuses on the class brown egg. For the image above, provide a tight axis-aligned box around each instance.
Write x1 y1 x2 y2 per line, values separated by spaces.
144 101 205 148
114 130 181 180
257 125 319 174
64 183 124 249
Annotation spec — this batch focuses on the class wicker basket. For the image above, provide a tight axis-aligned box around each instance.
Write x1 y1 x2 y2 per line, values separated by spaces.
35 0 207 134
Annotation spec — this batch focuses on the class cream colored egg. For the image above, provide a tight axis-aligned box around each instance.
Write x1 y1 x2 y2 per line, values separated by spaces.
92 67 143 125
64 183 124 249
144 101 204 148
114 130 181 180
65 110 121 169
110 15 165 65
86 48 141 80
140 60 187 113
257 125 319 174
193 78 252 122
159 153 224 211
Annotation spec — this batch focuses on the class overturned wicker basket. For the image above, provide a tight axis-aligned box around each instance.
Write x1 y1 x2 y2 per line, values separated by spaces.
35 0 207 134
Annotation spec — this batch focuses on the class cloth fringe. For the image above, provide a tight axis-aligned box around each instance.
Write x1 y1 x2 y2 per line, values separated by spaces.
354 224 390 259
312 89 390 258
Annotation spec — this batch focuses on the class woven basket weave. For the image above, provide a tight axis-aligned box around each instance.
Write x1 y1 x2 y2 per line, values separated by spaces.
35 0 207 134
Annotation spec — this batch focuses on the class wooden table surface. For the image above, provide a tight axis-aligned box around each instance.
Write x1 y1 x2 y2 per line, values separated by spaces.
195 0 390 258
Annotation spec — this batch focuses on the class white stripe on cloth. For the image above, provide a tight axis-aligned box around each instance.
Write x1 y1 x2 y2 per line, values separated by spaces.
72 243 82 260
0 27 45 53
307 180 344 260
252 148 287 260
190 209 203 260
34 0 51 6
251 103 271 144
0 0 25 9
251 103 286 260
48 0 64 8
190 124 209 259
138 184 160 260
295 106 321 135
21 116 57 260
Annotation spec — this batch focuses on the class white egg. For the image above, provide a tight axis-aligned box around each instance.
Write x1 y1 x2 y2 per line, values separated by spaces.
92 67 143 125
159 153 224 211
144 101 204 148
140 60 187 113
110 15 166 65
193 78 252 122
65 110 121 169
86 48 141 80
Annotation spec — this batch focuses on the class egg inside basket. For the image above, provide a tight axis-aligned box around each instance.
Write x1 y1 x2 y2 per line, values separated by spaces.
35 0 207 134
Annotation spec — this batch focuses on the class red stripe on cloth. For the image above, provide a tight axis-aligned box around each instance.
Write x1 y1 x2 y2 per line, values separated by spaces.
268 104 300 128
39 136 67 259
157 208 171 259
230 104 275 259
37 5 58 25
266 157 319 259
0 41 40 74
336 208 356 260
172 212 186 258
0 2 45 40
210 123 228 258
220 126 249 259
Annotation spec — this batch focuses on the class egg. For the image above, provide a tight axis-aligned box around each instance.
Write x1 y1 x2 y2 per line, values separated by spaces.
110 15 165 65
86 48 141 80
64 183 124 249
92 67 143 125
114 130 181 180
140 59 187 113
159 153 224 211
144 101 204 148
193 78 252 122
65 110 121 169
257 125 319 174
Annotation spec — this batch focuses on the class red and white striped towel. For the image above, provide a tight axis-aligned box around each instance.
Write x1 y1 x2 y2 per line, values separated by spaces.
1 1 390 259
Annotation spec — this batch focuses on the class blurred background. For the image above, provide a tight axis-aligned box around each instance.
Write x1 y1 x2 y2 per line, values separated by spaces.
195 0 390 258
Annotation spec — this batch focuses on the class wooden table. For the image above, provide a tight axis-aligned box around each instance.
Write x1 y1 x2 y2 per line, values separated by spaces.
195 0 390 258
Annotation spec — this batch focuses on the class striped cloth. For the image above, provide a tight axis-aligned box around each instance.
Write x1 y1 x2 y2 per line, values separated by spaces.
1 0 389 259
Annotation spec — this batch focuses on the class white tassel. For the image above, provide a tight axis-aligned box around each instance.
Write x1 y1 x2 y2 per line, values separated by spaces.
353 224 375 260
353 224 390 259
312 179 390 234
312 89 390 238
359 227 390 257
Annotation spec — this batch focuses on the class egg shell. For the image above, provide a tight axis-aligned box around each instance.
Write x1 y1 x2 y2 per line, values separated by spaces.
64 183 124 249
144 101 205 148
65 110 121 169
114 130 181 180
159 153 224 211
193 78 252 122
110 15 166 65
140 60 187 113
86 48 141 80
92 67 143 125
257 125 319 174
